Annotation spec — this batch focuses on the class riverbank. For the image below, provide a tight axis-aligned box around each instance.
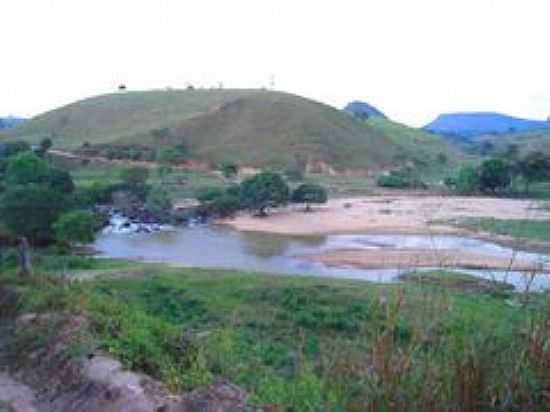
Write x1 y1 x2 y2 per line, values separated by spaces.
1 259 549 411
220 195 550 236
301 248 542 271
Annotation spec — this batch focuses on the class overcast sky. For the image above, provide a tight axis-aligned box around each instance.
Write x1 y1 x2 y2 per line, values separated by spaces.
2 0 549 126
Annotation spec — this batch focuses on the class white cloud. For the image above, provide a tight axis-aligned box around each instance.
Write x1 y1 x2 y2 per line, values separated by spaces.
1 0 549 126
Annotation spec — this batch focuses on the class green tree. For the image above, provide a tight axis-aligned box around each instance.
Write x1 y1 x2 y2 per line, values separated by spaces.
46 168 75 194
517 152 550 193
54 211 97 244
0 185 67 242
221 161 238 179
478 158 512 193
240 171 290 216
145 185 173 218
5 151 50 186
291 183 328 211
120 166 149 187
39 137 53 153
451 165 480 194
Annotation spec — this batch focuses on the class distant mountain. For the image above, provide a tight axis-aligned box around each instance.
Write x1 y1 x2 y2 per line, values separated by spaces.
344 101 387 120
0 116 26 130
423 112 550 138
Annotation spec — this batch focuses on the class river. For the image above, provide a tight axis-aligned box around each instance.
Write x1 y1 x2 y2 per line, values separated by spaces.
95 223 550 291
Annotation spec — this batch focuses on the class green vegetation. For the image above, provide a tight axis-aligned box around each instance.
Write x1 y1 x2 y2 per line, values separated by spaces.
1 259 549 410
290 183 328 211
145 185 173 218
8 90 461 173
376 168 427 189
53 211 97 245
457 217 550 242
240 171 290 215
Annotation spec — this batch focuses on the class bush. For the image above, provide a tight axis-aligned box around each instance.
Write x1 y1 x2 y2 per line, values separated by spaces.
120 166 149 187
54 211 97 244
376 170 427 189
197 187 224 203
445 165 480 194
146 186 173 218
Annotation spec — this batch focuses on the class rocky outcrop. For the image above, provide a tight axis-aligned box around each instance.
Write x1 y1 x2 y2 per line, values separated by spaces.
0 313 252 412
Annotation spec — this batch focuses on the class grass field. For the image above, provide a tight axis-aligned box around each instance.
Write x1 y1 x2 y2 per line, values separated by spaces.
2 256 549 410
458 217 550 242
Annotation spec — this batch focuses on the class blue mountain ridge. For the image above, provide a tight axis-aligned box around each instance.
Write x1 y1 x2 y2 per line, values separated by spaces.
423 112 550 138
344 101 387 120
0 116 26 130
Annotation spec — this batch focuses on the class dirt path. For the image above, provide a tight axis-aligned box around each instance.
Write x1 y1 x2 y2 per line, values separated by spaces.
221 195 550 236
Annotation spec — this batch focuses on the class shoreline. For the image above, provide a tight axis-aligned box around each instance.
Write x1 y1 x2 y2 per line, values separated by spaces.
218 195 550 254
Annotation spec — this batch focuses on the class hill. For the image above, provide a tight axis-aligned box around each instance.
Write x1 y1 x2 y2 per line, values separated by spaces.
343 100 387 120
424 112 550 138
8 89 460 172
0 116 26 130
463 129 550 156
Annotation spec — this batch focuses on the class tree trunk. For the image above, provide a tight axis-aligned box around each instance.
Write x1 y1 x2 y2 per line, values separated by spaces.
17 237 32 277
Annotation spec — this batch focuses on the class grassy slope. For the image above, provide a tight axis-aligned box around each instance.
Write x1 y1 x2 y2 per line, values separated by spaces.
8 89 462 172
453 129 550 156
367 117 471 182
3 256 548 410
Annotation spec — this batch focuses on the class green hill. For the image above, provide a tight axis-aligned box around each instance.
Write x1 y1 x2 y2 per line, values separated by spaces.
7 89 461 172
470 130 550 156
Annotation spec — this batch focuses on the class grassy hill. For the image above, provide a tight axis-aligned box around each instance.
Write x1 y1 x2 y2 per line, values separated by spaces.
7 89 462 172
468 129 550 156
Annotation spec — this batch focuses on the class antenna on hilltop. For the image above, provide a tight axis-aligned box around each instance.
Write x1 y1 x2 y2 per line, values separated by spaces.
269 74 275 90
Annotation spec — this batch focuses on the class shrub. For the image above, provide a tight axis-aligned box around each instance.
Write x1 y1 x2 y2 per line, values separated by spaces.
120 166 149 187
376 170 426 189
453 165 480 194
146 185 173 218
54 210 97 245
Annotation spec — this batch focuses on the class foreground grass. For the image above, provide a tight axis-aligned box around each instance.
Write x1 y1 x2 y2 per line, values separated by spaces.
458 217 550 243
2 257 550 410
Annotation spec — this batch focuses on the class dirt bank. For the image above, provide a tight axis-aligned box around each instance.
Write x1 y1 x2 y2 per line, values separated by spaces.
301 248 542 271
221 195 550 237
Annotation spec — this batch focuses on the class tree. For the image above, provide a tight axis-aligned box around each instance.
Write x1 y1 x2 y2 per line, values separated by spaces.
221 161 238 179
145 185 173 218
0 185 67 242
46 168 75 194
54 211 97 245
446 165 480 194
39 137 53 153
517 152 550 193
120 166 149 187
478 158 512 193
240 171 290 216
5 151 50 186
291 183 327 211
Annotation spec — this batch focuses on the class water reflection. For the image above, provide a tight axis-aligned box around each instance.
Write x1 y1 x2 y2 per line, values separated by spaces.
95 226 550 292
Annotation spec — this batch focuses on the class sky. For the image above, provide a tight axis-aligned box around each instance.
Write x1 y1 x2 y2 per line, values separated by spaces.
1 0 549 127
